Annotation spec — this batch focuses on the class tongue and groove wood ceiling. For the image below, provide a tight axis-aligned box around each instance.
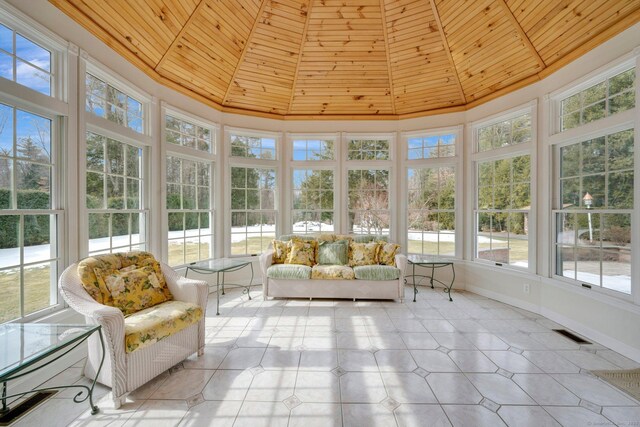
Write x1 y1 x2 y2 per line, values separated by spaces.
50 0 640 119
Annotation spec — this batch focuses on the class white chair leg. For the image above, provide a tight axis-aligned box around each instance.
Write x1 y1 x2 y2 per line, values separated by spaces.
198 347 205 356
112 395 125 409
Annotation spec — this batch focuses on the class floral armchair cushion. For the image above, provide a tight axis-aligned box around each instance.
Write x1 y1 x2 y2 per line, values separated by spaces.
95 265 173 315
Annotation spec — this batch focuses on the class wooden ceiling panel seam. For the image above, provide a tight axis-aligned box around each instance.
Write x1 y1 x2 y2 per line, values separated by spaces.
428 0 466 104
286 0 314 115
496 0 546 69
155 0 207 70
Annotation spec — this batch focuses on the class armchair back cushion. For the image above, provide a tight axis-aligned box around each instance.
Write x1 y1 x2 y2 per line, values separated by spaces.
78 251 173 314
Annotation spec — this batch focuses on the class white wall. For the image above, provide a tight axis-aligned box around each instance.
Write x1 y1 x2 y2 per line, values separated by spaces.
9 0 640 361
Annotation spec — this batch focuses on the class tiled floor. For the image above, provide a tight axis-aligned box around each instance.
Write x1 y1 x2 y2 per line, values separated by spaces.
14 285 640 427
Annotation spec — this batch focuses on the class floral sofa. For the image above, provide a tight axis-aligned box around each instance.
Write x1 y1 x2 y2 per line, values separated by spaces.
260 234 407 302
59 251 207 408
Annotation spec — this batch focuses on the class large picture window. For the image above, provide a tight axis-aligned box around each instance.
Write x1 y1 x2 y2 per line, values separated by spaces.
86 131 146 255
407 167 455 256
0 103 60 322
555 129 633 294
348 169 389 235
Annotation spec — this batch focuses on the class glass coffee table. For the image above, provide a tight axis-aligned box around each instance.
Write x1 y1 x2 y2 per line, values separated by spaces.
0 323 105 420
406 255 456 302
186 258 254 315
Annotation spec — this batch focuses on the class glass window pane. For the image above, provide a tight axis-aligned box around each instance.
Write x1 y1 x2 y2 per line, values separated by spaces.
24 261 54 316
16 161 50 209
88 213 110 253
16 59 50 96
0 51 13 81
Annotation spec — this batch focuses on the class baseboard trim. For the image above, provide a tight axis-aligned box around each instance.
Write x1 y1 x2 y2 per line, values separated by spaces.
465 284 640 363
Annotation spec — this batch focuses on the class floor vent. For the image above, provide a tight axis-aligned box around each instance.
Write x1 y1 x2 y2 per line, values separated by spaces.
553 329 591 344
0 391 57 426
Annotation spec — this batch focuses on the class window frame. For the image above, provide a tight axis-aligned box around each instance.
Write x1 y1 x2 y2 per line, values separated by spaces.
401 126 463 259
161 104 217 267
225 127 280 257
343 132 395 237
471 102 537 273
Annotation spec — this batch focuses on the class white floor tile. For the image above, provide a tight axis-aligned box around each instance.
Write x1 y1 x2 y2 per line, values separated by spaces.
466 373 536 405
442 405 507 427
394 404 452 427
511 374 580 406
122 399 189 427
219 347 265 369
381 372 437 403
375 350 418 372
426 373 483 404
339 349 379 371
289 403 342 427
202 369 252 401
340 372 387 403
299 350 338 371
483 351 542 373
448 350 498 373
295 371 341 403
233 401 290 427
552 373 639 406
410 350 460 372
151 368 214 400
543 406 614 427
178 400 242 427
342 403 398 427
497 405 561 427
245 370 296 402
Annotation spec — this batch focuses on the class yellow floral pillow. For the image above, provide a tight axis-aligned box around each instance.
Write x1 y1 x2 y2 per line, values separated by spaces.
272 240 289 264
378 242 400 266
285 239 317 267
95 266 172 315
349 241 380 267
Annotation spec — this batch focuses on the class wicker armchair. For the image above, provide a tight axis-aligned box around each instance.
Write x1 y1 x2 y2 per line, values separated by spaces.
58 255 208 408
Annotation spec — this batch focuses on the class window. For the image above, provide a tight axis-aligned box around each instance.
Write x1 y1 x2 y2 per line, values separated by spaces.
348 138 389 160
477 113 531 152
561 68 635 131
292 169 334 234
85 73 144 133
473 106 534 270
166 156 212 266
86 131 146 255
293 138 334 161
408 134 455 159
0 102 60 322
348 169 389 235
0 23 52 96
231 134 276 160
555 129 633 294
230 166 276 255
166 114 212 153
407 167 455 256
476 155 531 268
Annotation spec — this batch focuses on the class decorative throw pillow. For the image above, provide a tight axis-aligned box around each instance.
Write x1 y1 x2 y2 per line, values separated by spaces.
285 239 317 267
135 258 172 300
95 265 172 315
377 242 400 266
272 240 290 264
317 239 349 265
349 241 380 267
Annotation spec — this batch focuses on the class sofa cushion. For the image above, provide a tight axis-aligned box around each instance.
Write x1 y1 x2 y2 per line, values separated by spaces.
349 241 380 267
95 265 173 315
317 240 349 265
311 265 355 280
272 240 289 264
286 239 318 267
267 264 312 280
353 265 401 281
124 300 202 353
378 242 400 266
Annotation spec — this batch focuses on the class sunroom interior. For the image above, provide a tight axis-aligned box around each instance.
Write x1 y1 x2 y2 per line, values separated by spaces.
1 0 640 426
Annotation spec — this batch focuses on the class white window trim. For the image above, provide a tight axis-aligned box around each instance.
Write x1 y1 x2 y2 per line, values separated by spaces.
83 53 153 137
286 132 340 235
161 103 218 266
470 102 537 274
0 1 68 103
400 125 463 259
548 51 638 136
225 127 281 257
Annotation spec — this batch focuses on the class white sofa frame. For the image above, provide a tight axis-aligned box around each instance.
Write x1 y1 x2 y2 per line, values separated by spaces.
260 251 407 302
59 262 208 408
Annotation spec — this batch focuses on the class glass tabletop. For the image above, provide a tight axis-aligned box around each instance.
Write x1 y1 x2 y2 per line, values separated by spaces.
0 323 99 379
407 255 454 265
187 258 252 272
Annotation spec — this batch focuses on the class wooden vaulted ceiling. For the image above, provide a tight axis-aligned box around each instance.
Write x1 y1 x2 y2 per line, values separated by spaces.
50 0 640 120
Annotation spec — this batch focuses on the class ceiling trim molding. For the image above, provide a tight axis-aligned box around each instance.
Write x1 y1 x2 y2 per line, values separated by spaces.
428 0 466 105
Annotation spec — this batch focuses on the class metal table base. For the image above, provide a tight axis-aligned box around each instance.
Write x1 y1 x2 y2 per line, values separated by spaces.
405 259 455 302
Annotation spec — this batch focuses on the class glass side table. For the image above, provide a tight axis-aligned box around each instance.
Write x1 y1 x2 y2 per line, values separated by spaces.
185 258 254 315
406 255 456 302
0 323 105 419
